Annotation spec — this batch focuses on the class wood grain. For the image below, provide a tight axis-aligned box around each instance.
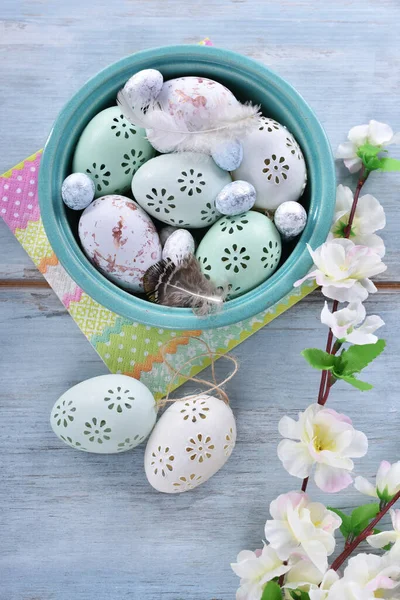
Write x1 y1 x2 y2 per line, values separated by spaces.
0 287 399 599
0 1 400 598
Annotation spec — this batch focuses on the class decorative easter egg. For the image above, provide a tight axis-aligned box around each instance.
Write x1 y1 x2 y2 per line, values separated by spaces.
123 69 163 106
144 394 236 493
72 106 155 198
50 374 157 454
211 140 243 171
61 172 95 210
159 225 178 247
232 117 307 210
274 200 307 240
162 229 195 263
157 77 237 131
215 180 256 216
78 195 161 292
131 152 230 228
196 211 282 298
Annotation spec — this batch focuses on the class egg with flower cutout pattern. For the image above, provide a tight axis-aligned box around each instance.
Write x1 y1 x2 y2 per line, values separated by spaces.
144 394 236 493
73 106 156 198
50 374 157 454
232 116 307 211
196 211 282 299
131 152 230 228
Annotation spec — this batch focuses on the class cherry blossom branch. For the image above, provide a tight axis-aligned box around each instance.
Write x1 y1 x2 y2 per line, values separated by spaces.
330 489 400 572
301 168 369 492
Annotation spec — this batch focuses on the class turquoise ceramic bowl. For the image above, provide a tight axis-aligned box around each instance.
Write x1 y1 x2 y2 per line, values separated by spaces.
39 45 335 329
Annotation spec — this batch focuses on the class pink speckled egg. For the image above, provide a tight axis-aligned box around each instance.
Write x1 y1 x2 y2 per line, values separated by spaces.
157 76 238 132
78 195 161 292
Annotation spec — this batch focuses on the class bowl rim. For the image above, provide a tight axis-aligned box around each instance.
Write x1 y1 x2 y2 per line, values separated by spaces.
39 44 335 329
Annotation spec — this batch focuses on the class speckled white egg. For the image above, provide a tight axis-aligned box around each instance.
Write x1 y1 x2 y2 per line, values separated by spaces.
61 172 95 210
157 77 238 132
123 69 163 106
232 116 307 210
159 225 179 247
211 140 243 171
78 194 161 292
50 374 157 454
196 211 282 298
131 152 230 228
144 394 236 494
274 200 308 240
162 229 195 263
215 180 256 216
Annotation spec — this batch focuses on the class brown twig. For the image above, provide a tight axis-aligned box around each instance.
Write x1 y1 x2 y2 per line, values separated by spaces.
330 489 400 572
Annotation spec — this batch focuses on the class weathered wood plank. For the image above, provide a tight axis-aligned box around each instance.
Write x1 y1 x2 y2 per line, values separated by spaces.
0 286 398 599
1 1 400 598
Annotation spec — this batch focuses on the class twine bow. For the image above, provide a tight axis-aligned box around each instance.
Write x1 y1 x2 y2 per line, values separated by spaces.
157 336 238 408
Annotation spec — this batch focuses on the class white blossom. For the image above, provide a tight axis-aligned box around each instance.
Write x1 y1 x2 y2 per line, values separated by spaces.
336 120 400 173
278 404 368 492
321 301 384 345
283 559 331 599
367 509 400 555
264 491 341 573
231 544 290 600
294 238 387 303
326 553 400 599
355 460 400 502
330 185 386 257
309 570 340 600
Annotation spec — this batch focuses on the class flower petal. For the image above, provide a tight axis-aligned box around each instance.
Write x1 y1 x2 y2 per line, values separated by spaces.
343 429 368 458
344 157 363 173
278 440 314 479
354 475 378 498
336 142 357 159
368 120 394 145
301 539 328 573
278 415 301 440
335 184 354 212
314 463 353 493
321 282 369 303
367 531 397 549
356 194 386 233
348 124 369 145
353 233 385 258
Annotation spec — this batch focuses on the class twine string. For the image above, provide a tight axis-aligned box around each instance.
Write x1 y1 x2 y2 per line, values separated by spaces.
157 336 238 408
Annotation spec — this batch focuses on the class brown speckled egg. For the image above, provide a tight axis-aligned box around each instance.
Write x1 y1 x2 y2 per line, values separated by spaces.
78 195 161 292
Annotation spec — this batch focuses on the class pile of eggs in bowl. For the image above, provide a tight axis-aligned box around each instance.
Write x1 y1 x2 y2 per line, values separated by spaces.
61 69 308 310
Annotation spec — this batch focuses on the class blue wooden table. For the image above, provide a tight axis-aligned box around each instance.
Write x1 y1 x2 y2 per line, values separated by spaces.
0 2 399 598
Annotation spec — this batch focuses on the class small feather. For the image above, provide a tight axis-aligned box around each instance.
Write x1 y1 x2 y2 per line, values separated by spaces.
117 88 261 154
143 255 227 316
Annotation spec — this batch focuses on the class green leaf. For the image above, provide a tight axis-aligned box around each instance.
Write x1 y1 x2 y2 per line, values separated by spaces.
301 349 337 371
357 143 382 157
338 340 386 375
339 375 373 391
327 507 352 538
261 581 282 600
350 503 380 535
290 590 311 600
356 143 384 171
379 157 400 172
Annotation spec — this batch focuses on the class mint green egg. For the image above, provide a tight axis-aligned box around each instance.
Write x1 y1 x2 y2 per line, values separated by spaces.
72 107 155 198
196 211 282 298
131 152 231 228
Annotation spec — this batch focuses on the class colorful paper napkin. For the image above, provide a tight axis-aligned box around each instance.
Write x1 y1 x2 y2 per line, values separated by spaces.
0 151 314 398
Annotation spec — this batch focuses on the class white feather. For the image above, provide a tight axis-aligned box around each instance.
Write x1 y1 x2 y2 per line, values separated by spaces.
117 88 261 154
